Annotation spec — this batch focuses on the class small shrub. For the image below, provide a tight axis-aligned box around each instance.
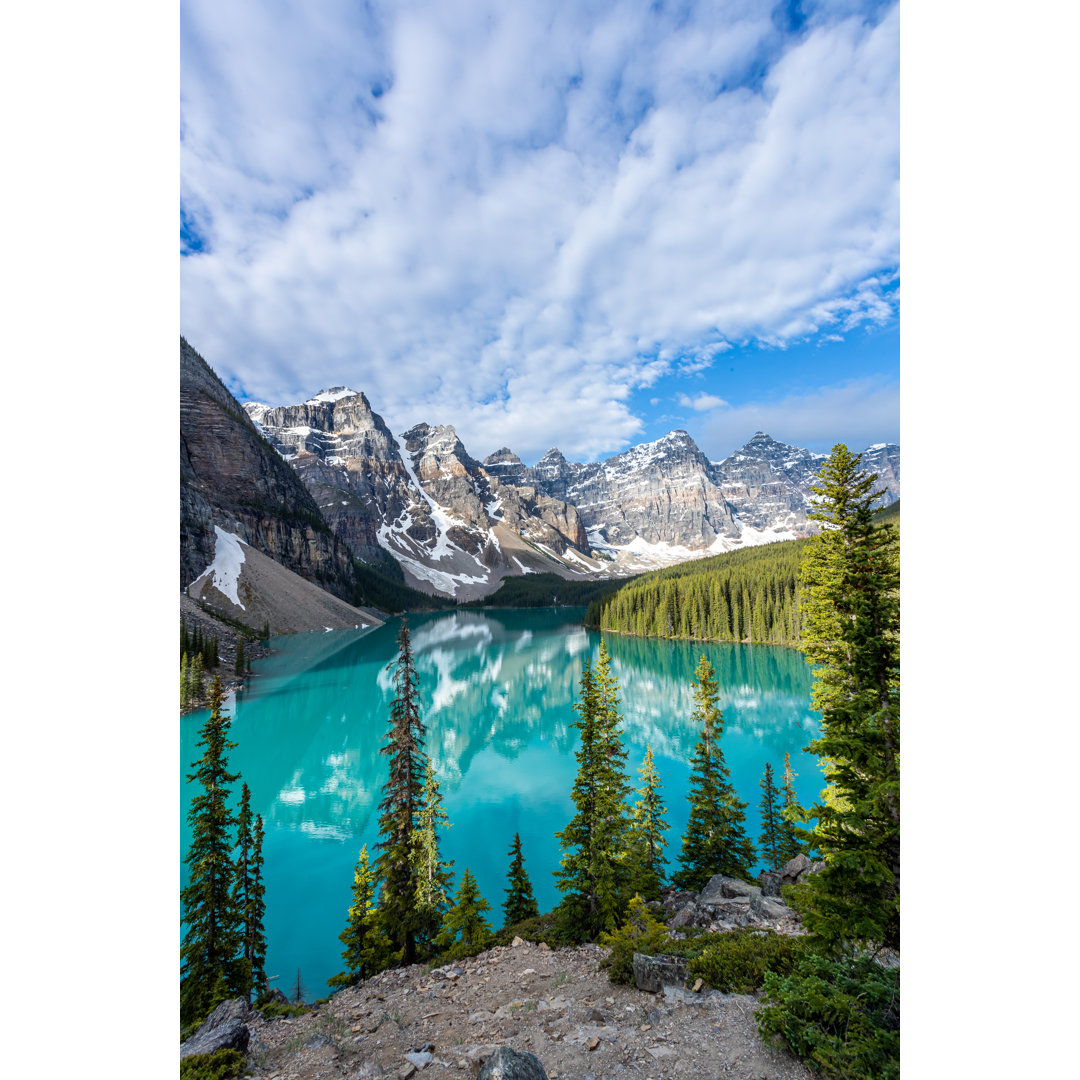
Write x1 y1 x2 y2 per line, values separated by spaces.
756 951 900 1080
493 909 577 950
179 1048 248 1080
598 895 673 985
256 999 309 1020
685 928 807 994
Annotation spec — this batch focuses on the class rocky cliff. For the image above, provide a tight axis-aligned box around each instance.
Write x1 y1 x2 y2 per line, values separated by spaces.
180 338 361 604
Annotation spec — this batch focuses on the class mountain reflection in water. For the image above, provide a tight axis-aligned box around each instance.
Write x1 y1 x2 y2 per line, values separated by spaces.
181 607 822 997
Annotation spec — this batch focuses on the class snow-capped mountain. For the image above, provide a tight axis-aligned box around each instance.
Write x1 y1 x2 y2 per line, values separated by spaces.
244 380 899 600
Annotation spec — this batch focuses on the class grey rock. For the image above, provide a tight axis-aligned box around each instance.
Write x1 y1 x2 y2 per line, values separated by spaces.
758 870 783 897
699 875 762 903
305 1033 331 1049
780 853 814 885
476 1045 550 1080
749 893 790 921
632 952 689 993
179 998 253 1059
404 1051 433 1069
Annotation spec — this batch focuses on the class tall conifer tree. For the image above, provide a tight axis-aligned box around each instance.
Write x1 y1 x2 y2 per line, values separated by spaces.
330 844 390 988
758 763 782 871
673 656 756 889
502 833 539 928
181 676 242 1026
778 752 807 864
554 642 632 940
627 745 669 901
410 759 454 957
796 444 900 950
231 782 255 1001
375 619 427 965
248 814 268 1002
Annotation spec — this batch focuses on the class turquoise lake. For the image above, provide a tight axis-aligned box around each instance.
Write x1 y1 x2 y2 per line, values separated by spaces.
180 607 823 998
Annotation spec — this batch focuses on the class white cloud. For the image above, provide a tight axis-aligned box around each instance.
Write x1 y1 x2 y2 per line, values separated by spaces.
677 392 729 412
701 376 900 456
181 0 898 462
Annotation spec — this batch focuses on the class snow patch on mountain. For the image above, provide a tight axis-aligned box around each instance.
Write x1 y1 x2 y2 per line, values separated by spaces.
191 527 248 610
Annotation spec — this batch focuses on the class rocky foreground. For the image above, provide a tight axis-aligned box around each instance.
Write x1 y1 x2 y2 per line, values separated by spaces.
182 863 835 1080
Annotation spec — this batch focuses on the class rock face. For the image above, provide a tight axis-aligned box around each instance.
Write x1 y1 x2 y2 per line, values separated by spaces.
632 952 690 993
179 998 252 1059
180 338 360 603
246 393 607 598
247 387 414 563
862 442 901 506
477 1046 550 1080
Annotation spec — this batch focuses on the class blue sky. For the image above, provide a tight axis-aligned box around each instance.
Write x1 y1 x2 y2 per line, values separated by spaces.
181 0 898 462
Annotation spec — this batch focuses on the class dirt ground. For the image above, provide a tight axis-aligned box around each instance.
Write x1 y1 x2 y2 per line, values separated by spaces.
244 938 815 1080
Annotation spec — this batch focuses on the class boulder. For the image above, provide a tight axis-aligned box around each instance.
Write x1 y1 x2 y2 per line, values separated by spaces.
477 1045 549 1079
699 875 761 904
779 853 813 886
749 894 790 921
632 952 689 993
758 870 783 897
179 998 252 1059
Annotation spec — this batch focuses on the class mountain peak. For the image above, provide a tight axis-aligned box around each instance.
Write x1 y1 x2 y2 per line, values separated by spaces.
305 387 361 405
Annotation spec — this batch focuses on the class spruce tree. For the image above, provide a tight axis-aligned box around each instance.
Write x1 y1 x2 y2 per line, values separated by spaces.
673 656 756 889
181 652 190 709
248 814 268 1002
409 759 454 958
502 833 539 928
627 745 669 901
181 616 190 659
181 676 242 1026
235 638 245 677
374 619 427 966
191 653 205 705
796 443 900 951
778 752 807 864
329 844 391 988
438 868 493 951
231 782 255 1001
758 763 782 872
554 642 632 941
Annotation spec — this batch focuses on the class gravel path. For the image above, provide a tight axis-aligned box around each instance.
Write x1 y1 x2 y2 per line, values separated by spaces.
244 938 814 1080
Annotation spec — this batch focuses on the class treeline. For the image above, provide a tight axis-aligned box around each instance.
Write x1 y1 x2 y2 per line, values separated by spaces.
462 571 634 609
585 539 810 645
181 615 266 709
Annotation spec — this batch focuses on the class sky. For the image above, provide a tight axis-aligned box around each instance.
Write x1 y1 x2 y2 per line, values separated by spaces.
181 0 899 463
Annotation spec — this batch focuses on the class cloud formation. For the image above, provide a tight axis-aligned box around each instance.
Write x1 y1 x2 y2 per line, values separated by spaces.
181 0 898 462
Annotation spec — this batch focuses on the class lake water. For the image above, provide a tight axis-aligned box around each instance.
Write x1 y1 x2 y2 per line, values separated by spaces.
180 608 823 998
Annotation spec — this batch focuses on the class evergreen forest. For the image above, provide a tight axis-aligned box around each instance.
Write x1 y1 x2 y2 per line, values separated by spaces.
585 538 809 645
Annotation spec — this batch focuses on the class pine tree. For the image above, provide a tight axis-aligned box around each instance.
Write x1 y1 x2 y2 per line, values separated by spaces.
796 444 900 951
181 617 190 659
235 638 246 677
292 969 305 1004
554 641 632 941
778 752 807 864
673 656 756 890
502 833 539 928
191 653 205 705
374 619 427 966
626 745 669 901
248 814 268 1001
181 652 190 709
181 676 242 1026
329 844 391 988
410 759 454 957
758 763 782 872
231 782 255 1001
438 867 493 951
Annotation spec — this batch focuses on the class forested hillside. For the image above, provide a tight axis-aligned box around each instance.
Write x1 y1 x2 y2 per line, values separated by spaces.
462 572 633 609
585 539 809 645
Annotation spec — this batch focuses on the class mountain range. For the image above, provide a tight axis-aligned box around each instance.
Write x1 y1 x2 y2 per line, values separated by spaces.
181 338 899 607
